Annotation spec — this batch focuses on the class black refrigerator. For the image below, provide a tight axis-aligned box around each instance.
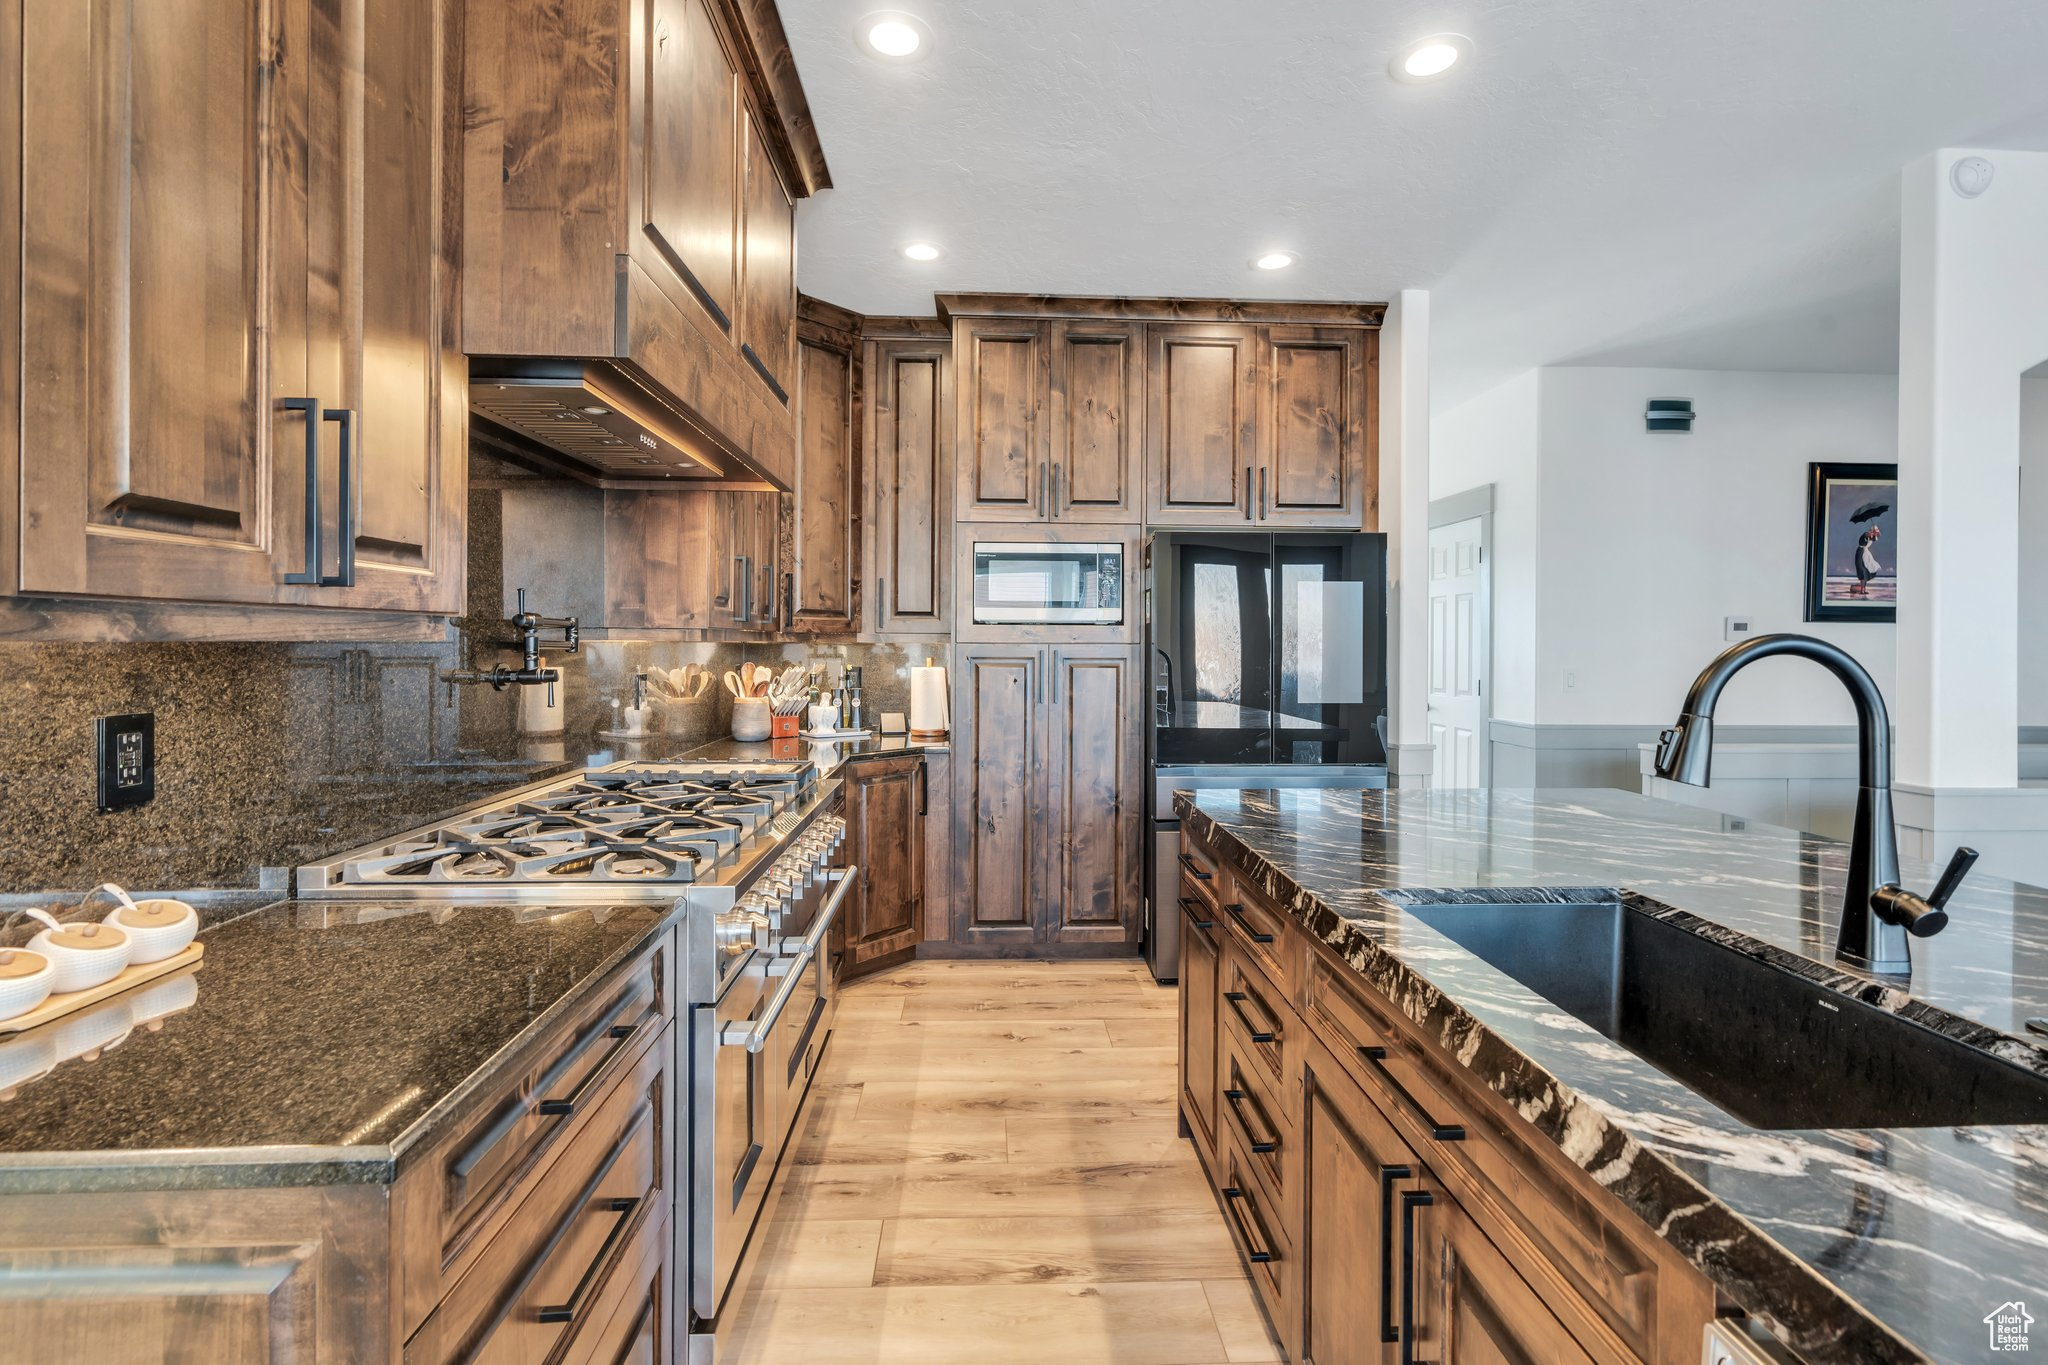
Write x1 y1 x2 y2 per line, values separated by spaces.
1142 531 1390 981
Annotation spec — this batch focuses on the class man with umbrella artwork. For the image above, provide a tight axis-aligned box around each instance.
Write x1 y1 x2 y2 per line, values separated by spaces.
1805 462 1898 622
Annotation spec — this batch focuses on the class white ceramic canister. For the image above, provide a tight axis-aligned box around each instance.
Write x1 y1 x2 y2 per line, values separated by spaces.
25 909 132 995
0 949 55 1022
107 899 199 964
731 696 772 742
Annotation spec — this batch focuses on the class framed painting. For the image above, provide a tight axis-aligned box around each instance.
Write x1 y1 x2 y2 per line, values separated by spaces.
1804 462 1897 623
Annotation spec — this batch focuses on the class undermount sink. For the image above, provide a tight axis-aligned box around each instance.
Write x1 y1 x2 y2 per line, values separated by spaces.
1402 898 2048 1131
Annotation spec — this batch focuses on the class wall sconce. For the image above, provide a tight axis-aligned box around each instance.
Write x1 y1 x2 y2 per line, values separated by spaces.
1646 399 1694 433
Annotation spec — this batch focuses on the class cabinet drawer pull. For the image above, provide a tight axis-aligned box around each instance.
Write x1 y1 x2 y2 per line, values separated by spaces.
1378 1164 1413 1342
1244 464 1254 521
1360 1046 1464 1141
733 557 749 623
1224 903 1274 944
281 397 323 586
536 1023 640 1117
1052 462 1062 518
535 1194 643 1325
1176 853 1212 882
1176 896 1215 930
322 407 357 587
1257 465 1266 521
1223 1086 1279 1154
1221 1185 1276 1264
1399 1190 1433 1365
1223 990 1276 1045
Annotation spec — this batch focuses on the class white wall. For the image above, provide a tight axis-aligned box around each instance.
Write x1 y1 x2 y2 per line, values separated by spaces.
1536 368 1900 727
1432 371 1540 724
2022 375 2048 726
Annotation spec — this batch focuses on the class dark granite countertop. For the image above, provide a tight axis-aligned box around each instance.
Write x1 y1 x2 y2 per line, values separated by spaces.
0 898 674 1191
1176 786 2048 1365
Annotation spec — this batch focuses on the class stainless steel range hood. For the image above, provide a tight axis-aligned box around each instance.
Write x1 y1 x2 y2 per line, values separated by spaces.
469 358 779 490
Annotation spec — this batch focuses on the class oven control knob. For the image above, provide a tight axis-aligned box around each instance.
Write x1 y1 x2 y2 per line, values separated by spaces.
715 908 769 960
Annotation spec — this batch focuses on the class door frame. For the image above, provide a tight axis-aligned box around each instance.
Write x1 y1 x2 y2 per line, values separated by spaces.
1426 485 1494 789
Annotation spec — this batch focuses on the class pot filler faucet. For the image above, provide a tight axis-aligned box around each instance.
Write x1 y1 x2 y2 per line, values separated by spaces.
442 588 581 704
1654 633 1977 978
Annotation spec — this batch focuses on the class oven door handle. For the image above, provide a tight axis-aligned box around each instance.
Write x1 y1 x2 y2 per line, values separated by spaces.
722 865 859 1054
775 865 856 959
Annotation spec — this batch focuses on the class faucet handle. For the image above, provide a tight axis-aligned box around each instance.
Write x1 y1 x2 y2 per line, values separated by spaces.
1872 846 1979 939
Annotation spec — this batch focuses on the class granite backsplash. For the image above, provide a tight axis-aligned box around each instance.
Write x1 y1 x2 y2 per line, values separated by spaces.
0 453 949 897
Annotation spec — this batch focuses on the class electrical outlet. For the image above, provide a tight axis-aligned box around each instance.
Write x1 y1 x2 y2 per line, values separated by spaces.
1564 670 1578 690
95 712 155 812
1725 615 1755 642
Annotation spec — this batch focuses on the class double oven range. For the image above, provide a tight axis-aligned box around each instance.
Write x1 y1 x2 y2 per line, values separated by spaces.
298 758 853 1357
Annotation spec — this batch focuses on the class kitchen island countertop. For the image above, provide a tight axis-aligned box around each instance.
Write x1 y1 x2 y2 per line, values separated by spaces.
1177 785 2048 1364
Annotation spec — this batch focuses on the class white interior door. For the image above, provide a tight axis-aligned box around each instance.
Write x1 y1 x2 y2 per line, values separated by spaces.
1427 517 1487 787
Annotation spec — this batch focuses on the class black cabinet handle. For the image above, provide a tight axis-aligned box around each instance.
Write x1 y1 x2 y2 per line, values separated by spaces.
535 1194 643 1324
877 575 887 626
1221 1185 1276 1264
281 397 323 585
1244 464 1254 521
1177 853 1212 882
1039 461 1049 515
321 407 356 587
1052 462 1062 519
1223 1085 1279 1154
1224 990 1276 1045
1257 465 1266 520
918 761 929 816
1360 1046 1464 1141
733 557 749 623
1378 1164 1413 1342
1399 1190 1433 1365
1176 896 1215 930
1224 902 1274 944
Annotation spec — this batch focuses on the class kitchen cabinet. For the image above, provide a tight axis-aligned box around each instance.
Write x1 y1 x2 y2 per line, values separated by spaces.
952 317 1143 524
842 753 926 976
464 0 828 489
1178 886 1223 1171
949 644 1142 954
1146 324 1374 529
788 302 859 636
602 488 777 634
865 324 953 638
12 0 465 616
1176 825 1720 1364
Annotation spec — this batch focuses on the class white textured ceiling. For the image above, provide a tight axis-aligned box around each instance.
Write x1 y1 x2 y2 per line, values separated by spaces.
783 0 2048 397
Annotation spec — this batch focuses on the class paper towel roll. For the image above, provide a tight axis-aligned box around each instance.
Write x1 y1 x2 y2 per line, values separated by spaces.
909 659 950 739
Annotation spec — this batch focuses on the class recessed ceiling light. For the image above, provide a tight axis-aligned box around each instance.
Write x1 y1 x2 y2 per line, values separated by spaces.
1251 250 1298 271
856 11 931 62
1389 33 1472 83
901 241 943 262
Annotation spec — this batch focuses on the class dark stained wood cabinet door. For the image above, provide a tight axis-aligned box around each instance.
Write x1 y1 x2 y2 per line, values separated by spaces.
1048 321 1141 523
641 0 741 330
1411 1176 1598 1365
866 337 951 637
1144 323 1258 526
954 320 1050 522
1042 645 1143 946
844 754 924 976
314 0 466 614
1298 1044 1417 1365
1260 325 1370 529
17 0 312 604
1179 894 1223 1171
739 107 796 402
788 323 856 634
951 645 1044 952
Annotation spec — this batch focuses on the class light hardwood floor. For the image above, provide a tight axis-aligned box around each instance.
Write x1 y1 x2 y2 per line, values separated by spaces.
719 958 1283 1364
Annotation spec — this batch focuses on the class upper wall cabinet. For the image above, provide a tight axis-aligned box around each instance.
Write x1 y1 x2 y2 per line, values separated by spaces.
952 316 1143 524
10 0 465 616
1147 322 1376 528
787 300 858 636
866 322 952 639
464 0 829 490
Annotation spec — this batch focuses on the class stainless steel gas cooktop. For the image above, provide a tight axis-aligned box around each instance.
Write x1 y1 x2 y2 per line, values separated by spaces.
297 760 821 899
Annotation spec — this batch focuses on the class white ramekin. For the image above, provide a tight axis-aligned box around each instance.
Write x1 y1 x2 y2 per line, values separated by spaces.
0 950 55 1022
109 900 199 964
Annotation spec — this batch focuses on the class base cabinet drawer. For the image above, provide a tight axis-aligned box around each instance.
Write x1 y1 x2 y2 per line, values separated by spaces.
1179 889 1224 1169
1220 945 1292 1094
1411 1174 1598 1365
1220 1135 1294 1353
1220 1031 1289 1201
409 1029 672 1363
564 1207 672 1365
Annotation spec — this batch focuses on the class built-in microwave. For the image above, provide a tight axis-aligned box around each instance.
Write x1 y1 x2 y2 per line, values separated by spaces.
971 541 1124 625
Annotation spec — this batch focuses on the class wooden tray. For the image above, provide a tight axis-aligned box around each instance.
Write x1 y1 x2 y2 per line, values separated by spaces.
0 942 206 1036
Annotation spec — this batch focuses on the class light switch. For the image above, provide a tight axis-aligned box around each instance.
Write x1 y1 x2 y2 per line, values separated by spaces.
1724 616 1754 642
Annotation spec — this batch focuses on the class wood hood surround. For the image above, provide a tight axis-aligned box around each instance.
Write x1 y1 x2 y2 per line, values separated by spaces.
462 0 831 494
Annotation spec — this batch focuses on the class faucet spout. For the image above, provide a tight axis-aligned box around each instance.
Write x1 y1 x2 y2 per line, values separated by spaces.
1653 634 1970 979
